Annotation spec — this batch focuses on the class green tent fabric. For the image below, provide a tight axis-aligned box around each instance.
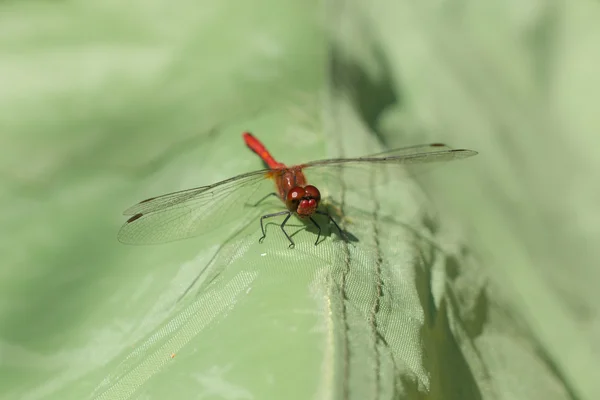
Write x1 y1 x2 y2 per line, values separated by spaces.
0 1 597 399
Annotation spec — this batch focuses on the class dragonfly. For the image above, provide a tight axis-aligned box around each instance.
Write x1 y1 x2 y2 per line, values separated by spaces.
118 132 478 248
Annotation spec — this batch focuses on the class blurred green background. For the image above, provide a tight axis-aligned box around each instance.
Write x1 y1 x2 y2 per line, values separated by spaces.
1 0 598 399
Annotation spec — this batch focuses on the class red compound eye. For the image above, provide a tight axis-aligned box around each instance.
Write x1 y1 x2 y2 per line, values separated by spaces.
304 185 320 202
286 187 305 205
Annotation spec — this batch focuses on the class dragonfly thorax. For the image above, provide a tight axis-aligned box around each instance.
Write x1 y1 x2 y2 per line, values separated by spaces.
286 185 321 217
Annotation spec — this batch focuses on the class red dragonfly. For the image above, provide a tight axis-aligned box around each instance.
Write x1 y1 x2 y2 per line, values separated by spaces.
118 132 477 247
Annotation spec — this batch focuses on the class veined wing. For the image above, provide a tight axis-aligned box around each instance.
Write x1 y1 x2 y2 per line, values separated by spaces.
118 168 277 245
299 143 478 199
302 143 478 168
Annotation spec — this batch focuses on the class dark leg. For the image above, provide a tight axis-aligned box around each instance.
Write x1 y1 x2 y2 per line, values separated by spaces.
316 210 346 241
309 216 322 246
259 210 290 244
280 213 295 248
251 192 278 207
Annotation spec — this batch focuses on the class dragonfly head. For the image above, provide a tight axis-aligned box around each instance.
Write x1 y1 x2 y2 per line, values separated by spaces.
287 185 321 217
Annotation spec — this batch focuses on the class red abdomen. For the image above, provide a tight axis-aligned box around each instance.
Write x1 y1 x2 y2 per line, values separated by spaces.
243 132 285 170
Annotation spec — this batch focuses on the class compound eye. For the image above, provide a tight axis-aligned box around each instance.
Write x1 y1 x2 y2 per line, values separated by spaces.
304 185 321 202
286 187 305 206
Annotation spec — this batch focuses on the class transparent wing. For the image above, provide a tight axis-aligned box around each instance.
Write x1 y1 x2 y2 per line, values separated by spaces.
122 169 271 216
300 143 478 203
302 143 478 168
118 169 277 245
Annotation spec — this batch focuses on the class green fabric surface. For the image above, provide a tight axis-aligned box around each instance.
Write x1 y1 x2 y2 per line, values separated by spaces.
1 1 597 400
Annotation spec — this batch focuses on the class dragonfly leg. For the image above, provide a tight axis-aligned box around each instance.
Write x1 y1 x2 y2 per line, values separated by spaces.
309 216 322 246
259 210 290 244
280 212 295 248
252 192 278 207
316 210 346 241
